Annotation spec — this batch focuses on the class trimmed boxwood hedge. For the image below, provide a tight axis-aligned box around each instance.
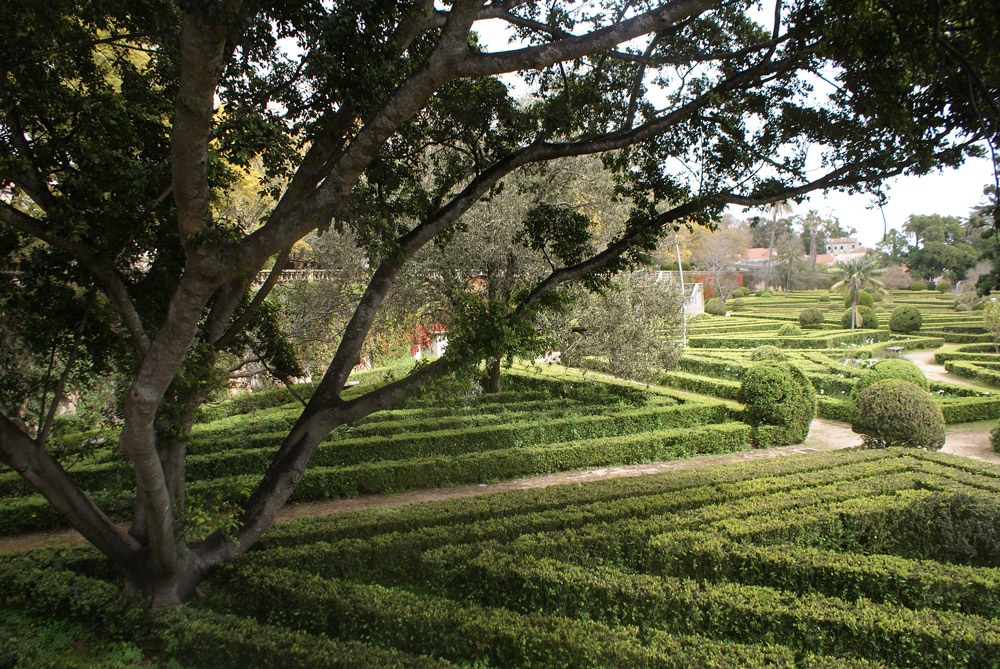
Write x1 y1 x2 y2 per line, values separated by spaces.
852 380 945 450
738 363 816 447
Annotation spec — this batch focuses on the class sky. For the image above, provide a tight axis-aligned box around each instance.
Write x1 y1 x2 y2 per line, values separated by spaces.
732 155 996 249
474 14 996 252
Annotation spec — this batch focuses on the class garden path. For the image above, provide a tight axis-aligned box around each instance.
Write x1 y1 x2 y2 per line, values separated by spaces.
900 349 1000 465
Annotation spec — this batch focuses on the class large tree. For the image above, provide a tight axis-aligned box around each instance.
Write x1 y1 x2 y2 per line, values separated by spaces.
1 0 997 606
903 213 980 281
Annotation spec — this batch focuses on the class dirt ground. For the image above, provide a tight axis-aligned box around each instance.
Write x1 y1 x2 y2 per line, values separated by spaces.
2 348 998 554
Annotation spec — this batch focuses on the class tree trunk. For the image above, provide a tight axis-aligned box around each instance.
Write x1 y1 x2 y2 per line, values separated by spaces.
765 219 777 288
485 358 502 393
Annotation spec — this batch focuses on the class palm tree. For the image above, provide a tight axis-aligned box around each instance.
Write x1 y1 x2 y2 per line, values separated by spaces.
829 254 886 329
765 200 793 288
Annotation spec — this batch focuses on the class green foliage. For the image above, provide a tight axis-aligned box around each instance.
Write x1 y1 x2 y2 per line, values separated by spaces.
852 379 945 449
819 294 831 303
843 290 874 308
4 0 1000 607
704 297 727 315
992 424 1000 453
749 345 788 361
851 359 929 400
540 272 683 382
737 363 816 446
7 449 1000 666
982 300 1000 351
904 215 979 282
910 281 928 291
888 305 923 333
799 308 826 328
840 305 879 329
731 286 751 298
777 323 802 336
728 297 748 311
754 289 775 297
937 280 953 292
519 203 594 267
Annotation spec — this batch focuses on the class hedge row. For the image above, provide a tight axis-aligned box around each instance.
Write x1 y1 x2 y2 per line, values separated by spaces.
155 608 456 669
645 531 1000 619
688 329 896 350
0 549 453 669
469 507 1000 621
934 344 1000 363
220 565 874 669
255 450 913 552
655 371 741 400
244 464 935 584
441 549 1000 668
0 420 749 535
1 396 722 500
944 360 1000 388
290 422 752 501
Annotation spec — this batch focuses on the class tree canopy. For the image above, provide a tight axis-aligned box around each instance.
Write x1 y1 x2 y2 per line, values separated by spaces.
1 0 998 606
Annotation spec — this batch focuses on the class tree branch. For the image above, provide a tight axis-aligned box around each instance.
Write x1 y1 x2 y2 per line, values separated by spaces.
0 203 149 356
0 412 141 564
456 0 718 77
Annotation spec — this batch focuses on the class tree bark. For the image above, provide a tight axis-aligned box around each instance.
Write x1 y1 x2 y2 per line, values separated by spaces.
486 358 503 394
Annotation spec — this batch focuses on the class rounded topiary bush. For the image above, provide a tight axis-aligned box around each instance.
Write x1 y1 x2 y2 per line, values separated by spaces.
819 293 831 303
755 289 774 297
910 281 928 291
992 424 1000 453
799 308 825 328
750 345 788 361
937 280 952 293
731 286 751 298
729 297 747 311
852 379 945 449
889 305 922 333
705 297 727 315
851 358 928 401
844 291 874 308
738 362 816 446
840 305 879 329
777 323 802 336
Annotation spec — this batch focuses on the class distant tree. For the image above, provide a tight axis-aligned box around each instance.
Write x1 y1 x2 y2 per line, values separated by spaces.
876 229 911 265
800 211 855 265
983 300 1000 354
541 272 683 382
880 264 914 294
764 201 794 288
904 214 980 281
687 217 750 300
774 232 808 290
955 289 986 314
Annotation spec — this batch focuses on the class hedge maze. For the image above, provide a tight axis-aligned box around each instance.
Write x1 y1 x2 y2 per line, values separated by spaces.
0 366 746 535
3 288 1000 666
4 449 1000 667
656 289 1000 425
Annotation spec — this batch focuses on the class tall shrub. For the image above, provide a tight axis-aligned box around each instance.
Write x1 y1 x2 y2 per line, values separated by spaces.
799 308 825 328
705 297 727 315
889 305 922 333
851 359 928 400
852 379 945 449
738 363 816 447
